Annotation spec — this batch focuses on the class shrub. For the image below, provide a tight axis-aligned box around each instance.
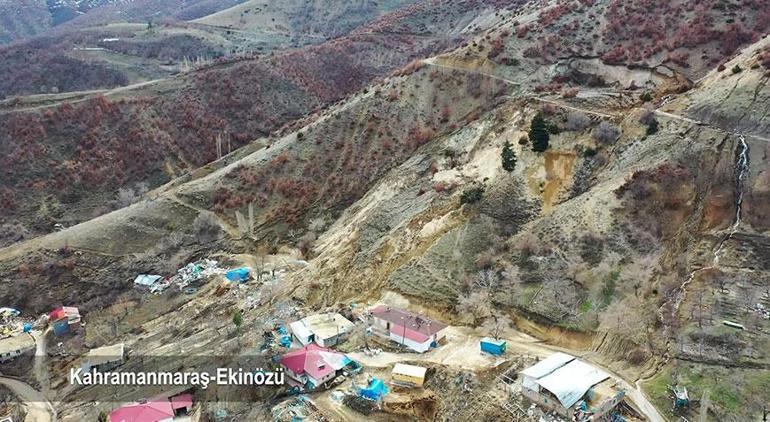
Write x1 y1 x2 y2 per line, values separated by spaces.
592 121 621 145
565 111 590 131
732 64 743 74
192 212 223 243
640 91 653 102
461 186 484 204
501 141 517 172
646 118 659 135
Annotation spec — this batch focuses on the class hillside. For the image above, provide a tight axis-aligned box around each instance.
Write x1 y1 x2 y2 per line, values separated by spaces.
0 1 767 421
0 0 247 44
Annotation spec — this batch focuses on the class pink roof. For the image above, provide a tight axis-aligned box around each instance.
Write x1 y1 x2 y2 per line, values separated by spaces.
281 344 344 381
49 306 79 320
370 305 446 342
170 393 192 410
109 399 174 422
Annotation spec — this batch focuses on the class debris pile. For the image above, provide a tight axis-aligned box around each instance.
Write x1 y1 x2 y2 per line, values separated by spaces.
0 307 30 338
173 259 224 289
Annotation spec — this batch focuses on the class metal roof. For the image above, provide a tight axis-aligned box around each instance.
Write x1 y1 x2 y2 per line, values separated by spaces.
535 359 610 409
520 352 575 378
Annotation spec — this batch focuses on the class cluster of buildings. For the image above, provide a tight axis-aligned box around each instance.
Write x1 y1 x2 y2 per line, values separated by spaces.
520 352 625 421
278 305 446 393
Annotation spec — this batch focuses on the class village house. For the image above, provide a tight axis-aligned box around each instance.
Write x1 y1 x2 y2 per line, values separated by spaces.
0 333 35 363
82 343 125 372
520 352 625 421
280 344 353 390
109 393 192 422
369 305 447 353
289 313 355 347
49 306 81 336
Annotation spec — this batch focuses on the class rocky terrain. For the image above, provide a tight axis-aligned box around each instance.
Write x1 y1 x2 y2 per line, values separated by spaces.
0 1 768 421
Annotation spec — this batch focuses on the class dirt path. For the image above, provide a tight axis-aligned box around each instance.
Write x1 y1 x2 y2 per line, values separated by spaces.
0 376 56 422
424 57 521 86
32 329 50 396
0 78 166 114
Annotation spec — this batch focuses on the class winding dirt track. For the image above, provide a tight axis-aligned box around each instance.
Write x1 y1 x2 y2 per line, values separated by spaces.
0 376 55 422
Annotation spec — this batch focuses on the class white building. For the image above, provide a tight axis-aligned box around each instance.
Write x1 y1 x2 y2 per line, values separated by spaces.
520 352 625 420
0 333 35 363
290 313 355 347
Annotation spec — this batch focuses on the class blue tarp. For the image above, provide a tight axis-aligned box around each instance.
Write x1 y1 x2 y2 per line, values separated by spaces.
359 378 389 401
279 335 292 347
226 268 250 282
52 319 70 336
23 323 33 333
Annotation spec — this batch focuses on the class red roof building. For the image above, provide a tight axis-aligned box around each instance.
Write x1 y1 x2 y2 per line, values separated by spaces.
369 305 448 353
49 306 81 336
109 393 192 422
280 344 351 389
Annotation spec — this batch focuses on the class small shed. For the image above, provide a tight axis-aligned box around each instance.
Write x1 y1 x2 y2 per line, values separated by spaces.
82 343 125 372
480 337 507 356
226 268 250 282
391 363 427 387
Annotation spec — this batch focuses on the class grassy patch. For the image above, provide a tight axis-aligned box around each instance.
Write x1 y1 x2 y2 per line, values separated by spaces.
643 362 767 419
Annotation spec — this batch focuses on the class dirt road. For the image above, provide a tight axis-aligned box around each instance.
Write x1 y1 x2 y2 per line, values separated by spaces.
0 376 56 422
0 78 165 114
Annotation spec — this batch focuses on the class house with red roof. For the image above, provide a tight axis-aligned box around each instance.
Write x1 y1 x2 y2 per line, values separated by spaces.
369 305 447 353
109 393 192 422
49 306 81 336
280 344 352 390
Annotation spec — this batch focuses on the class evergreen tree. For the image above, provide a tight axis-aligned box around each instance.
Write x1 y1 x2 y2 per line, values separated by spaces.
501 140 517 172
232 310 243 330
530 112 550 153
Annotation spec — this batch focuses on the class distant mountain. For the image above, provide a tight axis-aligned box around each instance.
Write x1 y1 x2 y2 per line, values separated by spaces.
0 0 247 44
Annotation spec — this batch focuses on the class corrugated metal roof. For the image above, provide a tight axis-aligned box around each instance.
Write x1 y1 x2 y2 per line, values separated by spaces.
133 275 162 286
520 352 575 378
535 359 609 408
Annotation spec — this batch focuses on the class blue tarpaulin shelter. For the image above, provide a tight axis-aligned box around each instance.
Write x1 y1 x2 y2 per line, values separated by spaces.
359 378 389 401
226 268 250 282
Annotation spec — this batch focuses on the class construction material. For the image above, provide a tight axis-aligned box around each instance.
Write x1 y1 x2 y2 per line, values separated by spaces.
391 363 427 387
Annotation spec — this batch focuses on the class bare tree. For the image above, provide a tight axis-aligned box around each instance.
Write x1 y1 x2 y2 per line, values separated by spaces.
473 269 498 292
192 212 222 243
501 264 524 305
566 111 590 131
592 121 622 145
308 216 328 233
297 232 317 258
456 291 492 323
482 314 512 339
